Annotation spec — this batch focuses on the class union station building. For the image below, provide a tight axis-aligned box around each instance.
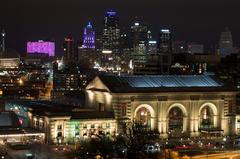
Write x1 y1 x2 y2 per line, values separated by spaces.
86 74 239 138
2 74 239 144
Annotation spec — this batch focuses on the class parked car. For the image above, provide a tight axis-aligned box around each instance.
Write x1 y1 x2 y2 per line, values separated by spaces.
143 143 161 154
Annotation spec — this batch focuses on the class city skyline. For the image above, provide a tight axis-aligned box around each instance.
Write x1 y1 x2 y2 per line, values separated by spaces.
1 0 240 55
0 1 240 158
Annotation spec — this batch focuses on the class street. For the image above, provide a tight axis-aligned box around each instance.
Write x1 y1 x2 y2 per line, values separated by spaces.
0 143 68 159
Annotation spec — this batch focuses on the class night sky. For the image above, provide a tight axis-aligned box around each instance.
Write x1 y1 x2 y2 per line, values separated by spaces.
1 0 240 55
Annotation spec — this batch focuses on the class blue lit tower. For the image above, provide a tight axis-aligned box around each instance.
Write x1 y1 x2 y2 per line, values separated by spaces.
83 22 95 49
102 10 120 53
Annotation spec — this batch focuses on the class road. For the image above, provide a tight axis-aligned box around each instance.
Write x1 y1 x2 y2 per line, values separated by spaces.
191 150 240 159
0 143 68 159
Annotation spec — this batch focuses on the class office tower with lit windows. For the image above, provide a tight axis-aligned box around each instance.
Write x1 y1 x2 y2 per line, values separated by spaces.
83 22 95 49
120 33 131 53
147 40 157 53
130 22 148 74
63 37 75 63
158 29 172 53
219 28 233 57
130 22 148 50
102 10 120 53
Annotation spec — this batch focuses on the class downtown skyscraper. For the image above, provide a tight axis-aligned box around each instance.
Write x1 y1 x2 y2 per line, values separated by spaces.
83 22 95 49
63 37 75 63
102 10 120 54
130 22 148 52
158 29 172 53
219 28 233 57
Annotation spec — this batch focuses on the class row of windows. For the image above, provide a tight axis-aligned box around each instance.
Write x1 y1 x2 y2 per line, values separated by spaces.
34 120 44 129
74 123 111 129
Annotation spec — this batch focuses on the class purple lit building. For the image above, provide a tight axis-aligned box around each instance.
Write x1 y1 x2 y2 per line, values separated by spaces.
83 22 95 49
27 40 55 56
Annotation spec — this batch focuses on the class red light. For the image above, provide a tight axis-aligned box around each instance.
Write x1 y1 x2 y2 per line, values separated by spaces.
175 145 193 149
64 38 73 42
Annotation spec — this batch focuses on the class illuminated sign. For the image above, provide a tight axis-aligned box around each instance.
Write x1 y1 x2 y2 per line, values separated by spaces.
27 40 55 56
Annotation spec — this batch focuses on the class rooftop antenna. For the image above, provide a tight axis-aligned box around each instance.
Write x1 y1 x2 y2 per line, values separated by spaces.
1 29 6 52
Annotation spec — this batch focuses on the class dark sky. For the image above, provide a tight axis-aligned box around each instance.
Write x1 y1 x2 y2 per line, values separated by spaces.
1 0 240 55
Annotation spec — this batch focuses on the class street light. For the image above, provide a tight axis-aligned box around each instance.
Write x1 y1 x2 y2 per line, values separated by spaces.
223 137 227 142
223 137 227 150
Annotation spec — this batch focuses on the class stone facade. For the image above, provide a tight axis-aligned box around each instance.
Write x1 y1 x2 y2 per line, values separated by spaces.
86 76 238 138
29 114 116 144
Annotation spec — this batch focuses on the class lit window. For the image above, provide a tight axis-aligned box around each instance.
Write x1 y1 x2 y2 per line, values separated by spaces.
57 125 62 130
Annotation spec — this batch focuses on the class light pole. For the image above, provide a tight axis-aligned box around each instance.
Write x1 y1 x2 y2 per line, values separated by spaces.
223 137 227 157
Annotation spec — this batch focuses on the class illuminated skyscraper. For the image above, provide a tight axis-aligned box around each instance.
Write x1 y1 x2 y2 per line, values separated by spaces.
219 28 233 57
158 29 172 53
130 22 148 73
83 22 95 49
102 10 120 53
130 22 148 50
63 37 75 63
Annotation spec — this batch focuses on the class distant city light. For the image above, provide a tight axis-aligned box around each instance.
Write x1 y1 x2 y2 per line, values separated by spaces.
27 40 55 56
161 29 170 33
134 22 140 26
1 30 5 37
149 41 157 44
129 60 133 69
102 50 112 54
64 38 73 42
107 11 117 16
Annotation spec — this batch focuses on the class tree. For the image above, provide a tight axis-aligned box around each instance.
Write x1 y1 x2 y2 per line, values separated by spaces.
66 134 115 159
116 122 160 159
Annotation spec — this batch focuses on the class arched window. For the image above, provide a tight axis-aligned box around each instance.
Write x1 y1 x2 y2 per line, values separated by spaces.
135 107 151 128
168 107 183 132
200 106 214 129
